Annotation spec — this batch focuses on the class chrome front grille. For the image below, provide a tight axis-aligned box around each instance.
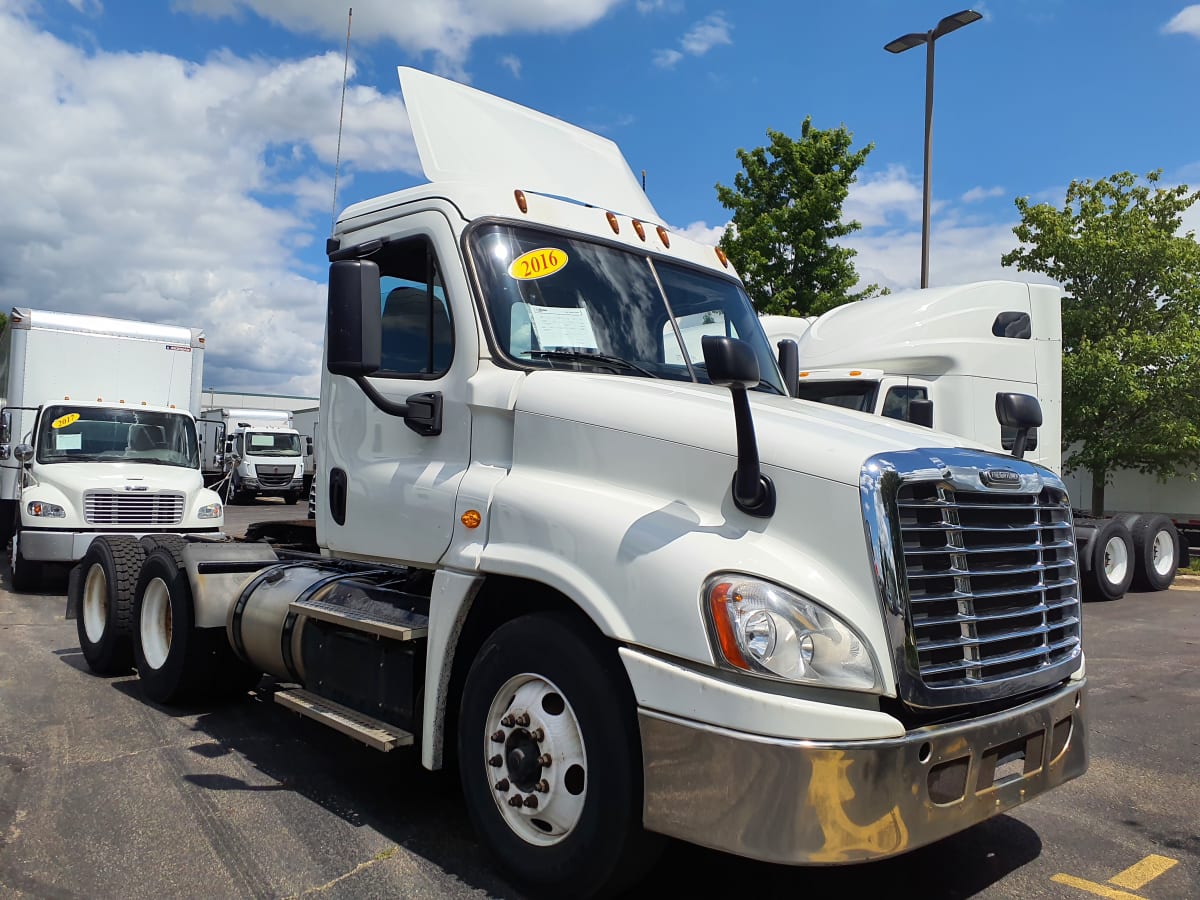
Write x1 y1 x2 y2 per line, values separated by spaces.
84 491 185 525
861 449 1083 708
897 483 1081 688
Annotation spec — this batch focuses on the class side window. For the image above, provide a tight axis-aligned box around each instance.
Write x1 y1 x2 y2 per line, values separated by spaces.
992 311 1031 339
377 236 453 378
881 386 928 421
663 310 732 366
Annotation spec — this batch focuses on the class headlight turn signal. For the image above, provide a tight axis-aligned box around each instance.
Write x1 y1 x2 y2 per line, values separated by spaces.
27 501 66 518
197 503 222 520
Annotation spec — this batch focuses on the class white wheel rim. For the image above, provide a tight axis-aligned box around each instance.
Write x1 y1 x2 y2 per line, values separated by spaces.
82 563 109 644
1103 535 1129 583
485 673 587 847
1151 529 1175 577
140 577 172 670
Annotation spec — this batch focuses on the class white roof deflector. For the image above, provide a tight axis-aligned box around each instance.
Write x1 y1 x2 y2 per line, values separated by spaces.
398 66 660 222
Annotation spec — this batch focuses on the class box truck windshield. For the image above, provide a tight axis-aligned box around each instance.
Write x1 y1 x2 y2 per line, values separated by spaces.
244 432 301 457
37 405 200 468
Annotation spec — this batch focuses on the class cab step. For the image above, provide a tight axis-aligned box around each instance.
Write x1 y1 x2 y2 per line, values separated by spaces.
289 597 429 641
274 689 414 752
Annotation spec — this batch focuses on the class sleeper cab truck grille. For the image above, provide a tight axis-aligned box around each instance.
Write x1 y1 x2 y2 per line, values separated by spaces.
862 450 1083 707
83 490 185 526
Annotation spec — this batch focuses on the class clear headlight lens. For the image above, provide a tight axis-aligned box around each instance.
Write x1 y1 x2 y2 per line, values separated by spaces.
197 502 222 520
704 575 878 691
27 501 66 518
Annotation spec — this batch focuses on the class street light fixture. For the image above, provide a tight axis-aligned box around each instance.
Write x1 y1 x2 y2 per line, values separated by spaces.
885 9 982 288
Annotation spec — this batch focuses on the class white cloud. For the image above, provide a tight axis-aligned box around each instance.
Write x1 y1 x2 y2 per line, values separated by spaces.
174 0 624 78
0 8 417 394
653 11 732 69
843 165 923 228
1163 5 1200 37
675 220 728 245
499 53 521 78
961 185 1005 203
843 222 1021 292
636 0 683 13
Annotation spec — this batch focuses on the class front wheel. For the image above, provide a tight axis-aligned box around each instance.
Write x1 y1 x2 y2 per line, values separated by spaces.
458 613 660 899
74 536 146 675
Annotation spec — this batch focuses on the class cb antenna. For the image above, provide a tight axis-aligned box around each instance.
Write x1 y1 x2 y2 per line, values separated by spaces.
331 7 353 232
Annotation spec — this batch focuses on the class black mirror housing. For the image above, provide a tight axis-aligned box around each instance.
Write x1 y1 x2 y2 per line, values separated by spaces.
327 259 382 377
777 339 800 398
908 397 934 428
995 392 1043 429
702 335 760 389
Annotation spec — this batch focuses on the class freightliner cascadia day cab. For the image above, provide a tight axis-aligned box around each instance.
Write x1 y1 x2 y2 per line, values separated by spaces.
75 71 1088 898
0 307 223 591
759 281 1187 600
198 407 307 504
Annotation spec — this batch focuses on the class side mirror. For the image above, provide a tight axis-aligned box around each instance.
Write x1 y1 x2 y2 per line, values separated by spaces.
777 339 800 398
908 397 934 428
701 335 775 518
995 392 1042 460
0 409 10 445
14 443 33 464
306 436 314 457
224 439 234 455
327 259 382 377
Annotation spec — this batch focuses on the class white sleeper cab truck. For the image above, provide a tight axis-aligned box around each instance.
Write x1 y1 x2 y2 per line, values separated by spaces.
198 407 307 504
0 307 223 591
76 71 1088 898
760 280 1185 600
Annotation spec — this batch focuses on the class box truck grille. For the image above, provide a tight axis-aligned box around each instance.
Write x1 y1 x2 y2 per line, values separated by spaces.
896 482 1081 691
84 491 185 526
255 466 295 488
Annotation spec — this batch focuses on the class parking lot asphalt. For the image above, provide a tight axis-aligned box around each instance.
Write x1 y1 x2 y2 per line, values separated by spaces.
0 506 1196 899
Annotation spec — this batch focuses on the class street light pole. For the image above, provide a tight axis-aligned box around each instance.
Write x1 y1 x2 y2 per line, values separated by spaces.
886 9 982 289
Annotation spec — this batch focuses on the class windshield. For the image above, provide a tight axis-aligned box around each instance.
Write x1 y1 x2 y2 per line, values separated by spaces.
244 431 301 457
794 380 880 412
36 406 200 468
469 224 785 393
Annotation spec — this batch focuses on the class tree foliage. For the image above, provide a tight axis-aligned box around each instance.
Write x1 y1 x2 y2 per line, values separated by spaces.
716 118 882 317
1001 170 1200 513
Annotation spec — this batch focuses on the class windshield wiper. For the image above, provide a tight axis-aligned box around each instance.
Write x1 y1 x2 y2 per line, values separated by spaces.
525 350 659 379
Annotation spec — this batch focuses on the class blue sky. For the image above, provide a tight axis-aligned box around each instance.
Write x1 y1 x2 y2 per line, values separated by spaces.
2 0 1198 394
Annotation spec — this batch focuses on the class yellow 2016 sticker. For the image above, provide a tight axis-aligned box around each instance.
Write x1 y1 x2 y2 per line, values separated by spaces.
509 248 567 281
52 413 80 429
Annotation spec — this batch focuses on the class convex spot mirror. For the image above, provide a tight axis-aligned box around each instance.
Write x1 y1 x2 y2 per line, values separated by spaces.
14 444 33 463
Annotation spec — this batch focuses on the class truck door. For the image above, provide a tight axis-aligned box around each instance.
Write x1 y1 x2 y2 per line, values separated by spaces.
320 211 474 567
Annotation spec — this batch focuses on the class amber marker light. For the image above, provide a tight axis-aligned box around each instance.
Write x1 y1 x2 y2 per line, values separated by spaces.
798 371 810 377
849 370 862 377
631 219 646 241
656 226 670 248
708 581 749 668
514 189 528 213
461 509 482 529
715 247 729 268
606 212 620 234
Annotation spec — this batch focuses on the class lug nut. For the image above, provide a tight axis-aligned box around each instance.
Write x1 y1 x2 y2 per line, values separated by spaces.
531 728 544 742
515 712 531 727
534 779 549 793
537 754 552 768
490 730 506 743
501 715 515 727
508 794 524 807
523 794 539 809
489 755 502 767
494 779 510 792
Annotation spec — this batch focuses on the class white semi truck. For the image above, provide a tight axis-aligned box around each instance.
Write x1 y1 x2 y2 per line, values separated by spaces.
0 307 224 591
75 71 1088 898
760 280 1188 601
198 407 307 504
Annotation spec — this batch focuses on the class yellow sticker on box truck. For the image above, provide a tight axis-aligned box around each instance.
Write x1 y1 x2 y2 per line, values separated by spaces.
508 248 567 281
51 413 80 429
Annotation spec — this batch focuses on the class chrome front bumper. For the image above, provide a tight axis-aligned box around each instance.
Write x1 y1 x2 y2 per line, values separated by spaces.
640 677 1087 865
20 528 222 562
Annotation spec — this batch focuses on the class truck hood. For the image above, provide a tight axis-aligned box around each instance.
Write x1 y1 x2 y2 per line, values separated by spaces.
32 462 204 493
514 371 993 487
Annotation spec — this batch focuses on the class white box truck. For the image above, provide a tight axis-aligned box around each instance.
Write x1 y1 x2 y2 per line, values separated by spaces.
0 307 224 590
291 405 319 493
74 71 1088 898
760 280 1188 600
198 408 306 504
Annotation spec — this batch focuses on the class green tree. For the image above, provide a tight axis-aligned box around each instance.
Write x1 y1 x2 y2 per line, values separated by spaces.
716 118 882 316
1001 170 1200 514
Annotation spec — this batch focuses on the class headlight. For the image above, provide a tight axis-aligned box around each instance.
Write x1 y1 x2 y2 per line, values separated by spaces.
197 502 222 520
703 575 878 691
27 500 66 518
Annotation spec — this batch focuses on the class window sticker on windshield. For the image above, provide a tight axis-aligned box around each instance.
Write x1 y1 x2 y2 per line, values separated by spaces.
55 433 82 450
508 248 567 281
527 306 599 350
249 434 275 448
51 413 80 429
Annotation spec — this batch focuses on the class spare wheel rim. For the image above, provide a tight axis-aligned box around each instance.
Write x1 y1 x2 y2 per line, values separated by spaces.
82 563 109 644
140 577 172 670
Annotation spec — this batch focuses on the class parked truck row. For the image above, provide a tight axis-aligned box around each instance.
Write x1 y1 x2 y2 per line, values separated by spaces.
67 69 1089 899
198 407 310 504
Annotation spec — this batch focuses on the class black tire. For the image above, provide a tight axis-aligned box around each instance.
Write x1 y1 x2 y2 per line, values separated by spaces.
285 492 301 505
458 613 661 899
1082 518 1135 601
10 528 43 592
1129 514 1179 592
73 536 146 676
132 548 259 704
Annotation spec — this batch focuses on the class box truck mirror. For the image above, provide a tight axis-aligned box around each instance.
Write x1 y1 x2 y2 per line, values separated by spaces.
14 443 33 464
327 259 382 377
995 392 1042 460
